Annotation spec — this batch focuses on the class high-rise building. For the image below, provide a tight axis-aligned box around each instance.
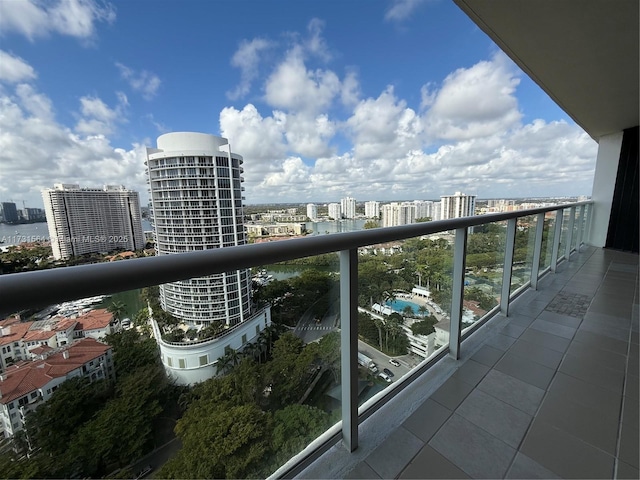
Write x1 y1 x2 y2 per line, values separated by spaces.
306 203 318 220
42 184 144 260
413 200 434 220
381 202 416 227
146 132 251 326
440 192 476 220
328 203 341 220
364 201 380 219
1 202 18 224
146 132 270 385
341 196 357 219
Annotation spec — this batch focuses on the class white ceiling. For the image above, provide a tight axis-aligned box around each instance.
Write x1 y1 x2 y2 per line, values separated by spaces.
454 0 639 141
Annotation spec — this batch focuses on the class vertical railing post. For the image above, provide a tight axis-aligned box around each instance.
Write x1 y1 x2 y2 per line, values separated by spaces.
565 206 576 260
340 249 358 452
530 213 545 290
584 203 593 246
500 218 517 315
550 209 563 272
449 227 467 360
575 205 586 251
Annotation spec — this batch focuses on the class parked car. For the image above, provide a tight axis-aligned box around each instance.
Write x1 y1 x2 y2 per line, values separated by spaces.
383 368 394 377
389 359 401 367
378 372 392 383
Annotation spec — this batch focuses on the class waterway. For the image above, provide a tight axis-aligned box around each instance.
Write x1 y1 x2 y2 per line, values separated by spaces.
0 222 49 246
304 218 367 235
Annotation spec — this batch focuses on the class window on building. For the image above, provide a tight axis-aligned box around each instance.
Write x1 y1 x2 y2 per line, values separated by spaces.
199 355 208 366
166 357 173 367
30 392 37 399
241 334 247 344
178 358 186 369
256 325 260 335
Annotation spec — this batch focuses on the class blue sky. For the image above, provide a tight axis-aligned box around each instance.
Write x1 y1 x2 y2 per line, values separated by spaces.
0 0 597 209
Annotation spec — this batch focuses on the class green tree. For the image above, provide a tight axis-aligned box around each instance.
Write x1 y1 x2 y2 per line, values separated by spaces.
410 318 437 336
107 300 127 323
363 220 379 229
104 329 159 378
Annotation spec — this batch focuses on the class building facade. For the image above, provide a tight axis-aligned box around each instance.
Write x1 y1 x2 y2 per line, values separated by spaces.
328 203 341 220
146 132 270 385
440 191 476 220
341 197 357 219
1 203 18 224
147 133 252 327
306 203 318 220
381 202 416 227
42 184 144 260
0 338 113 438
364 201 380 219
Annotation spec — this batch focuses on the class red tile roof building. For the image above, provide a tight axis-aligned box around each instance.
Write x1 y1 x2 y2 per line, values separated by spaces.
0 338 113 438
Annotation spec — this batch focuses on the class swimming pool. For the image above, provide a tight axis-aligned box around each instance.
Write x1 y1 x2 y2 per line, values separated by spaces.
385 299 421 315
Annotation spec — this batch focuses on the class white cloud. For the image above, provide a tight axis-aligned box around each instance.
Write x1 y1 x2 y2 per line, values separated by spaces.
0 84 146 209
385 0 427 22
75 93 127 136
0 50 37 83
264 49 341 114
0 0 115 41
305 18 331 62
227 38 274 100
115 63 161 100
347 86 423 160
424 53 522 141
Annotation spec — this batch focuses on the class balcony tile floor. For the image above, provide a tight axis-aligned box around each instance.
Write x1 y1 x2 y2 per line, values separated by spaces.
299 247 638 479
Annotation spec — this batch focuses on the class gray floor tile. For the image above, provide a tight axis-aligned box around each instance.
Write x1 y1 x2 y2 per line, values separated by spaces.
529 318 576 339
399 444 470 479
402 398 452 443
626 375 639 401
566 341 627 372
500 323 527 338
430 414 516 479
519 328 571 353
485 333 518 351
477 369 545 416
507 338 564 369
573 329 629 355
537 310 583 328
583 311 632 330
471 345 504 367
495 351 556 390
622 392 640 427
616 461 640 480
506 452 561 479
451 360 490 387
430 376 475 411
559 353 625 394
589 300 633 317
365 427 424 480
536 390 619 454
579 320 631 342
507 314 536 328
549 372 622 416
456 389 532 449
345 461 381 479
521 419 615 479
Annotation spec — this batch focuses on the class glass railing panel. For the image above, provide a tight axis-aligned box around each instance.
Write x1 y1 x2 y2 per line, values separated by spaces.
512 215 537 292
5 258 341 479
570 207 580 252
463 222 505 331
540 212 555 271
357 234 453 387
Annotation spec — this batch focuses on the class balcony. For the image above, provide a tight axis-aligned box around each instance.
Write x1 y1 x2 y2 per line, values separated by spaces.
1 200 637 478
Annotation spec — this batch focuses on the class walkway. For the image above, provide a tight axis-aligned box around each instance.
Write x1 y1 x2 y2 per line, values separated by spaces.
299 247 639 479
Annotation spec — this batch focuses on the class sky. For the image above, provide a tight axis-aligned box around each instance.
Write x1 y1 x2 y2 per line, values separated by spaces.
0 0 598 209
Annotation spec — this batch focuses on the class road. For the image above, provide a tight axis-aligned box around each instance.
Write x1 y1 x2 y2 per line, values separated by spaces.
357 339 411 381
129 437 182 478
293 298 339 343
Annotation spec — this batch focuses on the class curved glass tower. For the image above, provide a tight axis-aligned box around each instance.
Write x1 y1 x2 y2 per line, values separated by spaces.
146 132 251 326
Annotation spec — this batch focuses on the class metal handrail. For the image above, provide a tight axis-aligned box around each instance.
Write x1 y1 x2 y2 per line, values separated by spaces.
0 202 590 313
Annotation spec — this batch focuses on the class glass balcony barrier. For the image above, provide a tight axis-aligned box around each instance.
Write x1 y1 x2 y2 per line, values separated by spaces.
0 202 592 478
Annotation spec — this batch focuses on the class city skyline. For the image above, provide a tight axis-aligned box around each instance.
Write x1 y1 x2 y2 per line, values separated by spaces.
0 1 597 210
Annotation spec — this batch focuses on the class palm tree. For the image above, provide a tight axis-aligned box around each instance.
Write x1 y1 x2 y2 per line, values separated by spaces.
373 317 384 349
402 305 414 318
216 353 232 375
107 300 127 326
418 305 429 318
